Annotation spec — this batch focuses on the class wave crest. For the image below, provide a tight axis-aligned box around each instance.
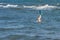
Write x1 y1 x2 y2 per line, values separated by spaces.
23 4 57 10
0 3 18 8
0 3 59 10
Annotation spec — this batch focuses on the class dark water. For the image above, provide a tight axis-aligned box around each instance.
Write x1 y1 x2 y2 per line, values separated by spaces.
0 0 60 40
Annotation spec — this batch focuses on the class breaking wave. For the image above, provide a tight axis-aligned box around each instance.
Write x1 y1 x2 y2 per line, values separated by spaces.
23 4 57 10
0 4 18 8
0 3 60 10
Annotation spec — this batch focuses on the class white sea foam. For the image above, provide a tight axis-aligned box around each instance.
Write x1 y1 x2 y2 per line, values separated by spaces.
23 5 35 8
0 4 59 10
3 4 18 8
23 4 57 10
0 4 18 8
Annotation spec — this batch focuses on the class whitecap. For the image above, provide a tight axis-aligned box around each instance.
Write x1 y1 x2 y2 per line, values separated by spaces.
23 4 57 10
23 5 36 8
0 4 59 10
3 4 18 8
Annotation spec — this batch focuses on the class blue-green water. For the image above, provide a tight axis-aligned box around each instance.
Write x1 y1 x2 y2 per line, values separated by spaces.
0 0 60 40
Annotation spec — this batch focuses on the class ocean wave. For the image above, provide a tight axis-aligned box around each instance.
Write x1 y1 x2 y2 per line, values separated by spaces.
23 4 57 10
3 4 18 8
0 3 60 10
0 4 18 8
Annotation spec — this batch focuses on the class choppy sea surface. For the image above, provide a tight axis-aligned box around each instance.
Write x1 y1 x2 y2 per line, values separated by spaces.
0 0 60 40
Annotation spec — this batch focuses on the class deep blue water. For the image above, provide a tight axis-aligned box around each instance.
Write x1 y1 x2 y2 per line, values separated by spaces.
0 0 60 40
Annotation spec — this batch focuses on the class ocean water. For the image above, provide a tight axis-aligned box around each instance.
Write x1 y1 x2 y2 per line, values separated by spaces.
0 0 60 40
